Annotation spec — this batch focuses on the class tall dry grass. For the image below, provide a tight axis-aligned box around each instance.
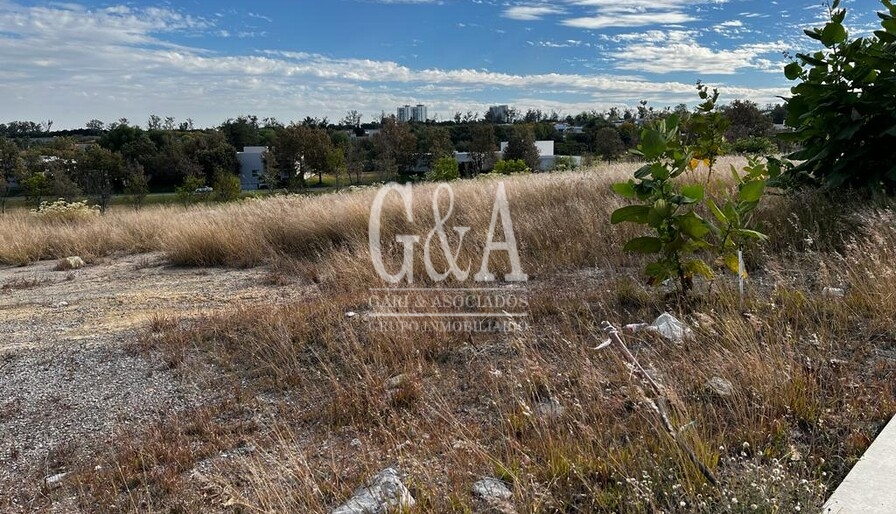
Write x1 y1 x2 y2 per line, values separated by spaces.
15 157 896 512
0 160 661 271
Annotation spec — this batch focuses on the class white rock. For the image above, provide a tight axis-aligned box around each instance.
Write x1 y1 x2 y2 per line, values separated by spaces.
822 287 845 298
706 376 734 397
651 313 691 342
65 256 86 269
44 472 69 490
472 478 512 501
331 467 415 514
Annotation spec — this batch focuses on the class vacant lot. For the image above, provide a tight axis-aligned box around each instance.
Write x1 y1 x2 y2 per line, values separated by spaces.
1 161 894 513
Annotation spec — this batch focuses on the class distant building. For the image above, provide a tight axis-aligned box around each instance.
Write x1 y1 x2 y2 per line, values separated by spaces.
454 140 581 173
397 104 427 123
487 105 510 124
238 146 267 190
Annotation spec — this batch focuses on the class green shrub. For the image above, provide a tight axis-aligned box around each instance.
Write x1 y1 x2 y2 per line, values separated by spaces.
213 172 242 202
611 87 779 294
426 156 459 182
552 156 578 171
731 136 777 156
493 159 529 175
780 0 896 193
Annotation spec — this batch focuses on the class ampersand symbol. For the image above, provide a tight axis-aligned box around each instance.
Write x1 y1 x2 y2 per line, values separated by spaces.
424 184 470 281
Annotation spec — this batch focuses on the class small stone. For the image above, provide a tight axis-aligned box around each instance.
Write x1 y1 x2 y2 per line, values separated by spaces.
65 256 86 269
345 311 357 318
706 377 734 398
52 301 69 309
535 399 565 419
822 287 845 298
385 374 408 389
44 472 69 491
473 478 512 500
331 467 415 514
350 438 362 448
692 312 715 328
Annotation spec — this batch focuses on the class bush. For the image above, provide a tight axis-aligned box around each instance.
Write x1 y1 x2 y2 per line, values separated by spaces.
426 156 459 182
551 155 578 171
30 199 100 223
213 172 242 202
493 159 529 175
780 0 896 193
731 136 777 155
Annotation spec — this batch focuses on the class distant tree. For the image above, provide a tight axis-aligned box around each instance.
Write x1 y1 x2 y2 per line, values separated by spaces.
617 122 640 149
175 175 205 208
341 110 363 128
163 116 176 131
328 147 348 188
721 99 773 141
0 139 22 203
768 104 787 125
220 115 261 150
594 127 625 163
0 173 7 214
75 146 124 212
417 126 454 163
213 171 242 202
123 163 149 210
272 124 335 188
184 131 239 185
345 138 370 184
372 117 416 178
99 121 142 153
503 124 540 171
147 114 162 131
469 124 497 176
85 119 105 133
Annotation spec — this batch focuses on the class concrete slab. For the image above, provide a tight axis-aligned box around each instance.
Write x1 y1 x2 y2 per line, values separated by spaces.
824 415 896 513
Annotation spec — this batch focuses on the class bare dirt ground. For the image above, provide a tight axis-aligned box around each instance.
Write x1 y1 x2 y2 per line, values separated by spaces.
0 254 305 512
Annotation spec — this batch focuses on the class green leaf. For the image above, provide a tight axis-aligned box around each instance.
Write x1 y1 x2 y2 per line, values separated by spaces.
645 262 674 281
784 62 803 80
610 205 651 224
634 164 652 179
736 229 769 241
738 180 766 203
685 259 714 279
650 163 670 180
623 237 663 254
640 130 666 160
821 22 847 46
680 184 705 202
677 211 711 239
706 199 728 225
612 182 636 198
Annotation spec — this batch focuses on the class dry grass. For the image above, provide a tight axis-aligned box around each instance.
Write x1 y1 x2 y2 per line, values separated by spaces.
10 158 896 512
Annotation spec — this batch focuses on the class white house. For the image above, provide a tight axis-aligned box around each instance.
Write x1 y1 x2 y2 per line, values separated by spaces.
455 140 581 173
238 146 267 190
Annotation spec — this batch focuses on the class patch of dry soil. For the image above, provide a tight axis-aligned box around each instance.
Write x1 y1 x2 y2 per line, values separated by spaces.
0 253 305 512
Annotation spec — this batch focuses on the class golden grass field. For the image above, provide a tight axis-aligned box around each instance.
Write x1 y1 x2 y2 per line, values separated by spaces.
2 157 895 512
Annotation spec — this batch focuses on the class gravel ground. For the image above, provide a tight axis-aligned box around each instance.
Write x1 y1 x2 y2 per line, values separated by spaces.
0 253 304 512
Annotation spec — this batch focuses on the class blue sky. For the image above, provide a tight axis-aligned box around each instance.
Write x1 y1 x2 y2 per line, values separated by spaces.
0 0 883 129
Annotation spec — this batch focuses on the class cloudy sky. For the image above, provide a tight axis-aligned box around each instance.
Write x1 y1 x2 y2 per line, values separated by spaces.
0 0 882 129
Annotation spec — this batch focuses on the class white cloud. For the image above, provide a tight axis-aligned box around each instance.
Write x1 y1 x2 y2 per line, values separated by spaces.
608 30 787 74
0 0 788 128
502 5 564 21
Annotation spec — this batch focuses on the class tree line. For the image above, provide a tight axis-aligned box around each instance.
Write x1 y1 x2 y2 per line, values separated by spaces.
0 100 785 211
